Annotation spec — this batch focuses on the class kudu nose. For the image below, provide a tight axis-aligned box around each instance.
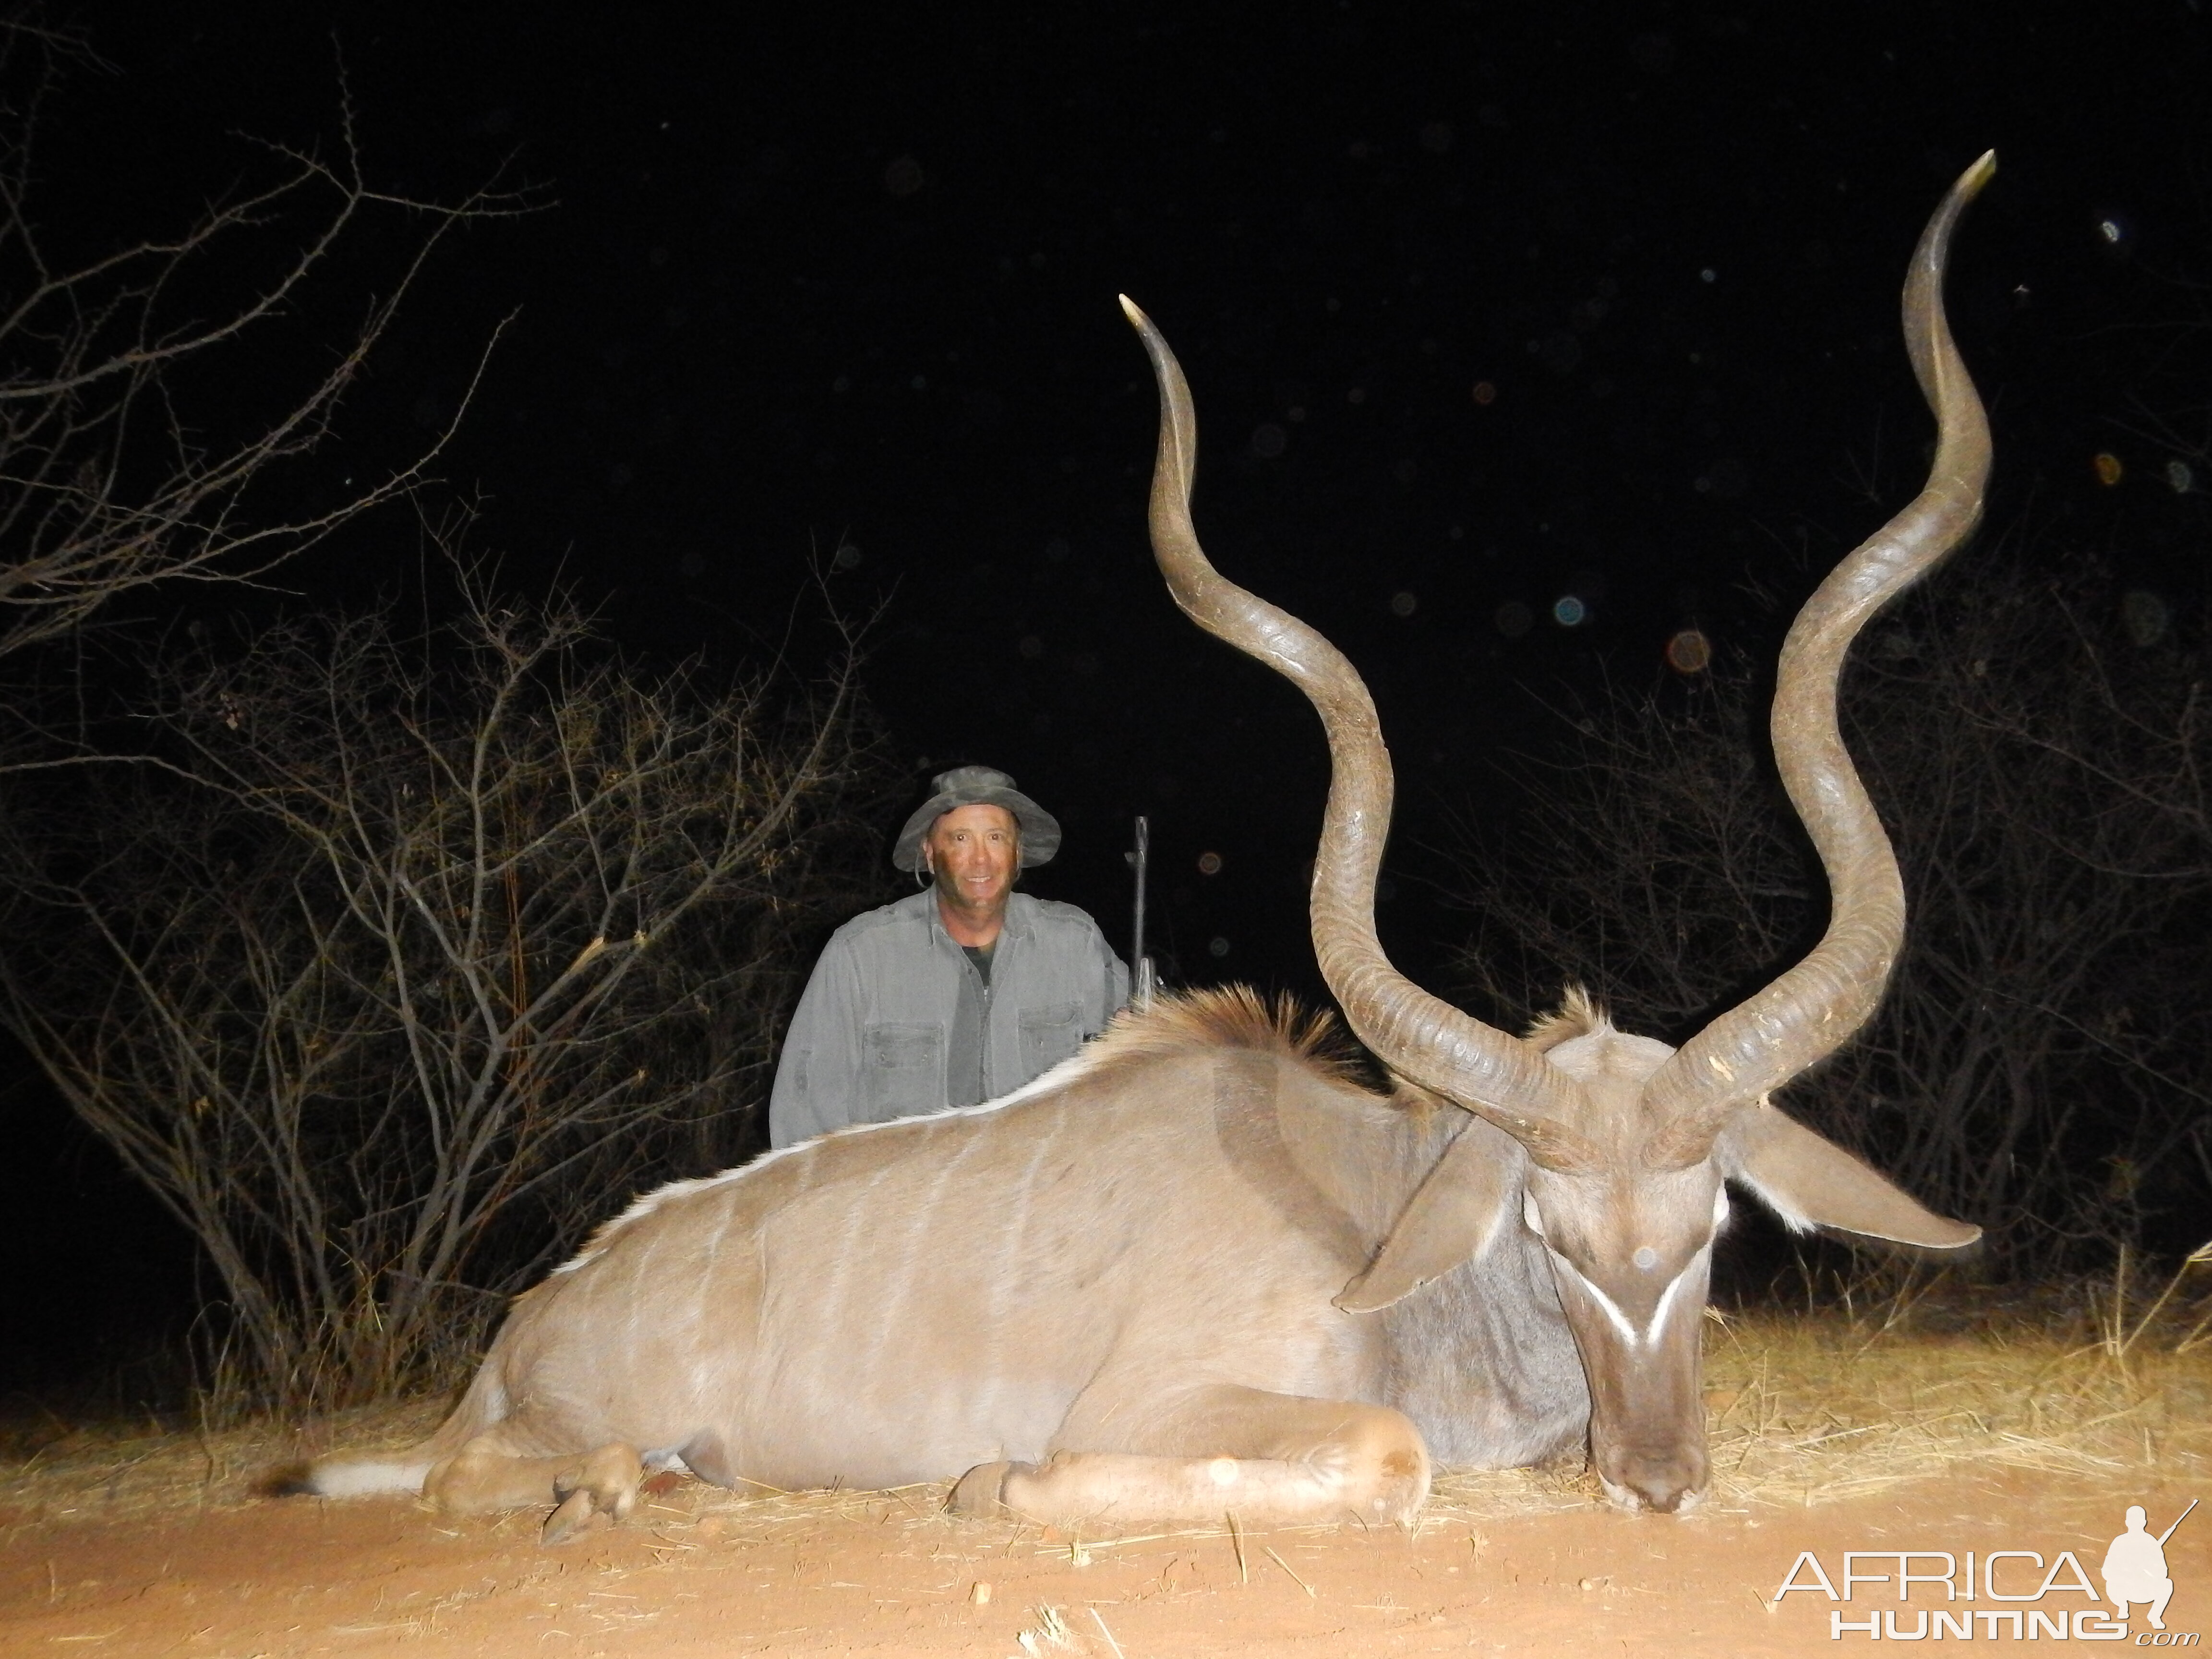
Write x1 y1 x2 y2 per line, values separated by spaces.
1610 1447 1707 1515
1632 1476 1689 1515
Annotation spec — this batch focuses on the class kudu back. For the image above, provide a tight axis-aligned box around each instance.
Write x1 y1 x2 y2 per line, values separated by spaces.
278 157 1991 1537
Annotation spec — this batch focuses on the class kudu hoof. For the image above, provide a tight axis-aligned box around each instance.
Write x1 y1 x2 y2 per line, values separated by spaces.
947 1460 1025 1517
539 1443 643 1545
541 1488 613 1544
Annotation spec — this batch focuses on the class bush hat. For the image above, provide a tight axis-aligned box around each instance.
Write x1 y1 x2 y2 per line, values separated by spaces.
893 765 1062 871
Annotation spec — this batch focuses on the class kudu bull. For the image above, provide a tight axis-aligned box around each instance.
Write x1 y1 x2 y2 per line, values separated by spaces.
280 156 1991 1536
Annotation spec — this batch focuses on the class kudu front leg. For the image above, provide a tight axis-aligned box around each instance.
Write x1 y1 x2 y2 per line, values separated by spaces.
951 1384 1430 1528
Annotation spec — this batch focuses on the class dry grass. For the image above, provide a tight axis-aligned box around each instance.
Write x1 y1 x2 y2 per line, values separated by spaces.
4 1307 2207 1539
1695 1305 2212 1514
0 1397 448 1530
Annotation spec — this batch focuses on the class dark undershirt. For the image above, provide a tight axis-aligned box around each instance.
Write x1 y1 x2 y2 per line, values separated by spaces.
947 940 998 1108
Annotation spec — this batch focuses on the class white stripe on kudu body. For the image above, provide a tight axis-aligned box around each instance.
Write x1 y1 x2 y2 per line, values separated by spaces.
278 160 1994 1538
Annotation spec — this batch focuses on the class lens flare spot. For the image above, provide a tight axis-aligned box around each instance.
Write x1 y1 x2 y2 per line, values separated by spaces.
1472 380 1498 405
1552 595 1588 627
883 155 926 198
2093 452 2124 487
1666 629 1711 674
1197 851 1223 875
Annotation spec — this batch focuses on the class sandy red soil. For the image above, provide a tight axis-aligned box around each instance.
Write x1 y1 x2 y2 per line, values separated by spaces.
1 1466 2203 1658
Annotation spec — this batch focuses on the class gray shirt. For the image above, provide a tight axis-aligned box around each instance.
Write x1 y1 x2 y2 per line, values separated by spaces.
768 889 1129 1147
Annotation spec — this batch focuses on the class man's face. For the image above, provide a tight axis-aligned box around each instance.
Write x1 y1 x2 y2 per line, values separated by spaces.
924 804 1020 914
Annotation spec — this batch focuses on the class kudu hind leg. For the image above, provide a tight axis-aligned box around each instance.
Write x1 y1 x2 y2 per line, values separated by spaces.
426 1432 644 1544
953 1385 1430 1528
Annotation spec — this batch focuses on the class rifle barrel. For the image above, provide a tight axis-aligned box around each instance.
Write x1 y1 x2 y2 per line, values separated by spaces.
2157 1496 2197 1545
1131 815 1151 1010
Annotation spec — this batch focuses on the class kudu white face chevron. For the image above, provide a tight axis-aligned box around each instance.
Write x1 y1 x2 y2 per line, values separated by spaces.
1546 1243 1713 1352
277 158 1994 1536
1533 1183 1730 1350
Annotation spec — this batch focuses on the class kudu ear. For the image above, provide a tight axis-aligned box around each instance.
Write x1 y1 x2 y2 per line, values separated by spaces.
1335 1114 1525 1313
1718 1103 1980 1250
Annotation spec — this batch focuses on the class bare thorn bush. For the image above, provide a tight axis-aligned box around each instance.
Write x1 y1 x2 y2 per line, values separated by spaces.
0 21 531 667
0 570 888 1414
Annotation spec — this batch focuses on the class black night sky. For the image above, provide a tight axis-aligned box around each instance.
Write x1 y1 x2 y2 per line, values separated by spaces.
7 2 2209 1390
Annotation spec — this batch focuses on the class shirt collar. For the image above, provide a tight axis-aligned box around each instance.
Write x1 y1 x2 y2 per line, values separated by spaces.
915 888 1033 946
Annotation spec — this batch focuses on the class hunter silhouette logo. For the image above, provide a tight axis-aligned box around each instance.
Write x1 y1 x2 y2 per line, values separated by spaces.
2105 1501 2193 1633
1774 1498 2198 1642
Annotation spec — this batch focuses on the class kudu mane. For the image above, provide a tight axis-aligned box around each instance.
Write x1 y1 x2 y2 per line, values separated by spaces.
1521 986 1608 1054
1084 985 1374 1091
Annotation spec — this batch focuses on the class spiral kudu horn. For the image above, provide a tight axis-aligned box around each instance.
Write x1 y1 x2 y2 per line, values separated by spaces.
1119 295 1583 1159
1640 151 1996 1164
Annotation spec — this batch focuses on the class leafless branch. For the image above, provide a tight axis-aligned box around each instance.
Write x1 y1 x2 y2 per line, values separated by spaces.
0 566 890 1410
0 24 536 659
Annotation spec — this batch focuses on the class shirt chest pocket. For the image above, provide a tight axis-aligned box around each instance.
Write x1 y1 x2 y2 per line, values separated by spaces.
1017 999 1083 1078
863 1022 944 1120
